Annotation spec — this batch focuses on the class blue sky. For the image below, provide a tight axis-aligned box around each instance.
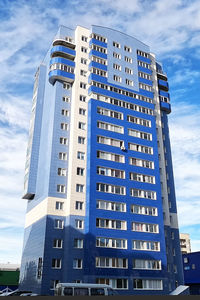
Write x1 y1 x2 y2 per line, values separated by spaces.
0 0 200 263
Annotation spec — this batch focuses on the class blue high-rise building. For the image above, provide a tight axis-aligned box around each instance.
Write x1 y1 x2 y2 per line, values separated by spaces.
19 25 184 295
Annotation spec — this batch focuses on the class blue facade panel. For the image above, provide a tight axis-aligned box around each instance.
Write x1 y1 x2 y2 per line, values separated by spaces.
89 61 107 71
51 45 76 57
159 90 170 99
89 49 107 59
89 38 107 48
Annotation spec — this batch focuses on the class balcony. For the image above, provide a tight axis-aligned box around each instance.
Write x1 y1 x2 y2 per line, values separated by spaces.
158 79 169 91
51 45 76 61
53 38 75 49
49 69 75 85
160 101 171 114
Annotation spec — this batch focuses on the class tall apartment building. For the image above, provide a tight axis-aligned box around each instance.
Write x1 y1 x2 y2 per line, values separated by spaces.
180 233 191 254
19 25 184 295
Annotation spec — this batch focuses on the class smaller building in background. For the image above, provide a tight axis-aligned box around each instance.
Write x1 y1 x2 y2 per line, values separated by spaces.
0 264 20 292
180 233 191 254
182 252 200 295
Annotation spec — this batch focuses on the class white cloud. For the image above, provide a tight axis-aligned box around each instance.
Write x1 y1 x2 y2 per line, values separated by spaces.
169 103 200 229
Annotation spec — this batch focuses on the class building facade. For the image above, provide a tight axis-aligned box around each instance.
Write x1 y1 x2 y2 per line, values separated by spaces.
182 252 200 295
180 233 191 254
19 25 183 295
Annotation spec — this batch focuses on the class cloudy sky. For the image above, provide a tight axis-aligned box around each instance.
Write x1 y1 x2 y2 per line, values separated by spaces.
0 0 200 263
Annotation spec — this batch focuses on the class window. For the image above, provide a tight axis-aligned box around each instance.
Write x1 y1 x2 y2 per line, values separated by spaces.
132 240 160 251
97 121 123 134
63 96 70 102
133 259 161 270
91 33 107 43
75 201 83 210
96 257 127 268
92 55 107 65
97 166 125 179
77 151 85 160
92 44 107 54
125 56 132 63
96 237 127 249
78 136 85 144
138 60 150 69
58 168 67 176
75 219 84 229
59 152 67 160
80 95 86 102
79 108 86 115
96 278 128 290
61 109 69 116
138 71 151 80
130 188 156 200
96 218 126 230
77 167 84 176
97 107 123 120
113 63 121 71
131 205 157 216
97 136 123 148
113 41 120 48
125 79 133 86
76 184 84 193
137 50 149 58
81 35 88 42
63 83 71 90
129 157 154 169
124 45 131 52
50 280 60 290
97 150 125 163
53 239 63 248
139 83 152 91
92 67 107 77
94 95 153 115
128 143 153 155
113 75 121 83
57 185 65 193
80 57 87 64
132 222 159 233
80 82 86 89
128 128 152 141
80 69 87 77
37 257 42 279
113 52 121 59
91 81 153 103
55 201 64 210
96 183 125 195
73 259 82 269
60 137 68 145
60 123 68 131
52 258 61 269
129 172 155 184
127 115 151 127
97 200 126 212
78 122 86 130
134 279 163 290
81 46 87 53
183 257 188 263
74 238 83 248
54 219 64 229
125 67 133 74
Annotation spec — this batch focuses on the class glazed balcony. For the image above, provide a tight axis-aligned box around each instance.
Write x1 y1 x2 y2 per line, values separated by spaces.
53 38 75 49
158 79 169 91
51 45 76 61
